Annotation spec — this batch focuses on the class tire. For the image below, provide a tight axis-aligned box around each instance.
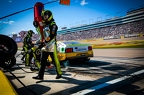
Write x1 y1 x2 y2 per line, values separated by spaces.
5 56 16 68
0 34 18 62
72 58 90 63
82 58 90 62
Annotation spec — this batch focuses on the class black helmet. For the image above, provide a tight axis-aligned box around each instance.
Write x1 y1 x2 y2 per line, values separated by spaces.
28 30 34 36
41 10 53 21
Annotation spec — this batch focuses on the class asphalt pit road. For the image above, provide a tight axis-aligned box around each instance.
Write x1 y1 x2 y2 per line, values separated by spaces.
68 60 112 68
17 84 51 95
101 65 126 71
5 74 25 80
67 68 108 78
132 57 144 59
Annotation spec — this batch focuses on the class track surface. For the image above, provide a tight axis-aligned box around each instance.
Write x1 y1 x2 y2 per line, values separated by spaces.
3 48 144 95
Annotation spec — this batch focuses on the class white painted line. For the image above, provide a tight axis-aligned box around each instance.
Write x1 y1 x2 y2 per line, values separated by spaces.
71 69 144 95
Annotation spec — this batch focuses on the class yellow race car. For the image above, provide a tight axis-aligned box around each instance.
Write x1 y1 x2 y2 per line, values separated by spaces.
56 41 93 63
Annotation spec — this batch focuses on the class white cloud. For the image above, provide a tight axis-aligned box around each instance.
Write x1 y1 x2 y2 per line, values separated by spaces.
80 0 89 6
9 21 14 24
3 20 15 25
12 32 16 34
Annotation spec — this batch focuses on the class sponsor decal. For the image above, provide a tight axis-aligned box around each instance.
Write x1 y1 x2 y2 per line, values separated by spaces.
75 48 87 51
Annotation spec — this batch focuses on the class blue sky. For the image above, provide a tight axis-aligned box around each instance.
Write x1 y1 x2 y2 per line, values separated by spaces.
0 0 144 35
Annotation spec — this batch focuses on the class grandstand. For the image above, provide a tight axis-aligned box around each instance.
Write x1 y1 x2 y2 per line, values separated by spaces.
56 7 144 41
127 5 144 15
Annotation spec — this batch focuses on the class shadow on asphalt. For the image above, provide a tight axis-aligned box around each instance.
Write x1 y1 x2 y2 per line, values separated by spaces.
17 84 51 95
69 60 112 67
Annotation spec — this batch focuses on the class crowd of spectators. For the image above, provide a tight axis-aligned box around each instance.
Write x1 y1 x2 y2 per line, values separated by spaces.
56 19 144 41
15 19 144 42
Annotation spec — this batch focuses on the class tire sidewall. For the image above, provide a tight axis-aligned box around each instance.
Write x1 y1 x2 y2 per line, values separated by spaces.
0 34 18 61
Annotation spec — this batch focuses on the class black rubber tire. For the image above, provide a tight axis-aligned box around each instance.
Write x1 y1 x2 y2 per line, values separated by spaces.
0 34 18 62
0 56 16 68
82 58 90 62
5 56 16 68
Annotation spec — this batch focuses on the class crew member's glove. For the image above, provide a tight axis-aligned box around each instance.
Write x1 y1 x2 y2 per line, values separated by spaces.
45 37 50 43
38 42 45 49
33 21 38 28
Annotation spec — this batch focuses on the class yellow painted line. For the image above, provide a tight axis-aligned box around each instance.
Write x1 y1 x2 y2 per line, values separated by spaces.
0 70 18 95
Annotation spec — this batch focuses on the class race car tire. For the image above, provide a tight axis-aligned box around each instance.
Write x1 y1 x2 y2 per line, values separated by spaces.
0 56 16 68
71 58 90 63
82 58 90 62
0 34 18 62
5 56 16 68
